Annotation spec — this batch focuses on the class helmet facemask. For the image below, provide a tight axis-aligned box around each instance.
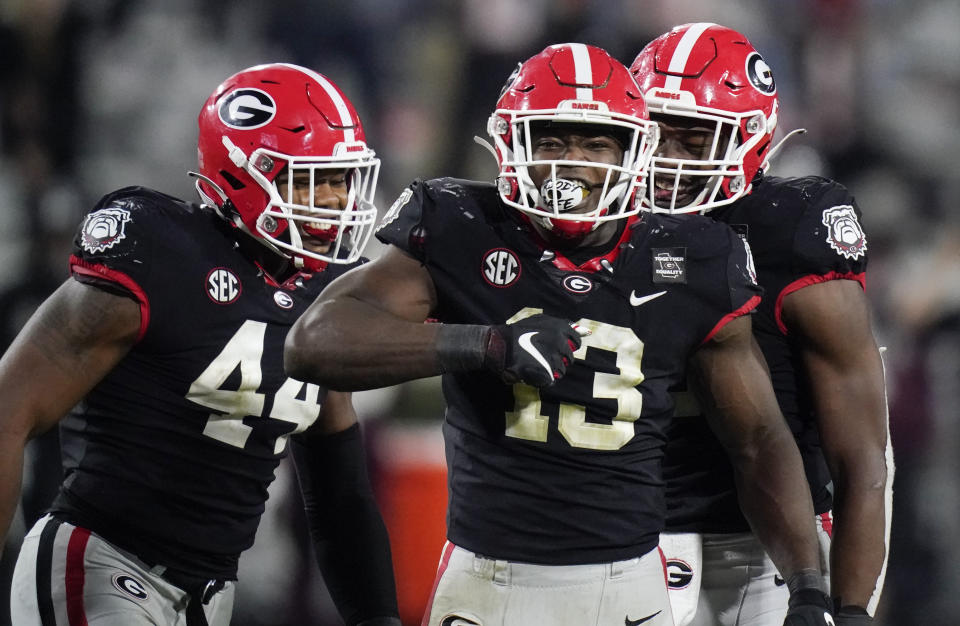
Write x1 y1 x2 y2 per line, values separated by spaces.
491 109 656 239
644 104 773 214
216 139 380 270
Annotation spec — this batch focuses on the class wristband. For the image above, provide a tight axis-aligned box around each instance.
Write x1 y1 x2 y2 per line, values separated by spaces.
786 568 828 595
436 324 491 373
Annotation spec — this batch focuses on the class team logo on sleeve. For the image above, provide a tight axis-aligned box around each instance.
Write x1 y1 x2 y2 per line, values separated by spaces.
206 268 242 304
821 205 867 260
652 248 686 284
482 248 521 287
80 207 132 253
377 187 414 232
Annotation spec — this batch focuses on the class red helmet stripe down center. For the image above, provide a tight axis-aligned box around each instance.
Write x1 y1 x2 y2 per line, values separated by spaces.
662 21 716 91
280 62 356 143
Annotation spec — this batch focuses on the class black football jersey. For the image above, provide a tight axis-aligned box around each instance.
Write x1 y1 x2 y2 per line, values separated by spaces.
49 186 361 579
376 178 761 564
664 175 869 532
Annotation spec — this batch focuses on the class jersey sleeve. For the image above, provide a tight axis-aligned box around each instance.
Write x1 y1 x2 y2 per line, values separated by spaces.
777 180 869 332
702 223 763 343
69 187 160 341
792 180 868 280
374 179 431 262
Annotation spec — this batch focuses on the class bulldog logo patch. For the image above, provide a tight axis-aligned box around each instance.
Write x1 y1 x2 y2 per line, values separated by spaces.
822 205 867 260
80 207 132 254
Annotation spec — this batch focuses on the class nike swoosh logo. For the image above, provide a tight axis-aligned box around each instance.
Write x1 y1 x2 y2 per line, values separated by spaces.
629 290 667 307
518 331 553 378
625 610 662 625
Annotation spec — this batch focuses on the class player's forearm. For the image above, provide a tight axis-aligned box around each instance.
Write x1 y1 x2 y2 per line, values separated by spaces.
285 295 470 391
291 427 399 625
734 428 823 577
0 436 27 554
829 469 890 611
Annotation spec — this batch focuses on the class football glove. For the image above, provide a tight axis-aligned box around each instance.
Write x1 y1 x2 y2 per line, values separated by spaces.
835 605 872 625
485 314 585 387
784 588 836 626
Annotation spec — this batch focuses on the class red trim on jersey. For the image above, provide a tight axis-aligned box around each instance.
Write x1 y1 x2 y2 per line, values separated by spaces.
774 271 866 335
65 526 91 626
421 542 456 626
819 511 834 538
540 215 639 273
701 295 761 345
70 255 151 343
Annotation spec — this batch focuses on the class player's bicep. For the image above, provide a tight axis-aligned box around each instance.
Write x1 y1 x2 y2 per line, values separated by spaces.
0 279 140 437
782 279 887 462
782 279 876 366
323 245 437 322
690 315 781 453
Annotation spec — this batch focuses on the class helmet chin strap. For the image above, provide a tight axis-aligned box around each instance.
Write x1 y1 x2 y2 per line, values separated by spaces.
473 135 499 163
766 128 807 165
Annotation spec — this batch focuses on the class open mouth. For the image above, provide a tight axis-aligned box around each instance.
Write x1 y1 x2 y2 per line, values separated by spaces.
653 177 704 208
299 221 339 249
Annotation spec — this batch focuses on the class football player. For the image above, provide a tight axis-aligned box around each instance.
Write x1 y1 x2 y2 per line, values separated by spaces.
0 64 399 626
285 44 834 626
631 23 892 626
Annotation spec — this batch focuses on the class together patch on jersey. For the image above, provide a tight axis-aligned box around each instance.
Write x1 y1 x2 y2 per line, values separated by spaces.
821 204 867 260
652 248 687 283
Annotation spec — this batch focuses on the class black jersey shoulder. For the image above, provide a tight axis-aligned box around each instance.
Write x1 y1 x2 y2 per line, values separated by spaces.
73 186 217 267
641 211 743 260
376 177 506 260
716 175 868 278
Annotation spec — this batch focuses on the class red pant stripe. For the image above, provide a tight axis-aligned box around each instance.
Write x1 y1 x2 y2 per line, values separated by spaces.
65 527 91 626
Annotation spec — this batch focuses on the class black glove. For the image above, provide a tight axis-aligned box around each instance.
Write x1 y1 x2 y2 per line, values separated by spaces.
485 314 584 387
355 618 402 626
784 588 835 626
835 605 872 625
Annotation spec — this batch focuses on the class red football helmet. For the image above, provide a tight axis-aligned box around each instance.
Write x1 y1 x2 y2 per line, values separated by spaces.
488 43 658 239
195 63 379 269
631 23 779 213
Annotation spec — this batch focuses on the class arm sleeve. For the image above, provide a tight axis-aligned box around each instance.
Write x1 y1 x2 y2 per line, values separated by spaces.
291 424 399 625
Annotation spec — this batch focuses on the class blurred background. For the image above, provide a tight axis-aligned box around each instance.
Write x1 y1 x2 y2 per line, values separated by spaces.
1 0 957 624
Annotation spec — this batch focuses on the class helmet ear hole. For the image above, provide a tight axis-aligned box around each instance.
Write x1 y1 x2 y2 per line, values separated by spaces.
220 170 246 191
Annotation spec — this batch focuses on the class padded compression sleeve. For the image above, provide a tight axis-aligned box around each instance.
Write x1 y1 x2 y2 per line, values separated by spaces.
291 424 399 625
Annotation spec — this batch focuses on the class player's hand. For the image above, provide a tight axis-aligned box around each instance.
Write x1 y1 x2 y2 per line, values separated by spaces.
783 588 836 626
834 606 872 625
485 314 587 387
